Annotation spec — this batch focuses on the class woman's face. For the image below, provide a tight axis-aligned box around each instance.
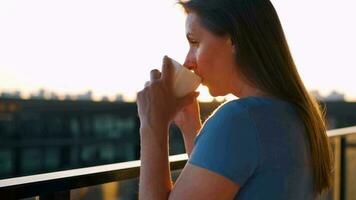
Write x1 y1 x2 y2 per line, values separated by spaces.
183 12 239 97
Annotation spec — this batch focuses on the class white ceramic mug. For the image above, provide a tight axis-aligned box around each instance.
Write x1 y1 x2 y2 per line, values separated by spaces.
144 58 201 97
170 58 201 97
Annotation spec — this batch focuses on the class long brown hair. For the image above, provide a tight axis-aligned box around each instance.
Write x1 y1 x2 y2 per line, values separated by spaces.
179 0 334 197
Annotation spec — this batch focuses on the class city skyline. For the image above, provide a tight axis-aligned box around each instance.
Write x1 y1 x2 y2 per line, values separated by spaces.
1 0 356 101
0 88 347 103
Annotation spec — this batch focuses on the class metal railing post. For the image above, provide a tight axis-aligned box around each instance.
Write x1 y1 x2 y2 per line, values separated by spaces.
333 137 341 200
340 137 347 200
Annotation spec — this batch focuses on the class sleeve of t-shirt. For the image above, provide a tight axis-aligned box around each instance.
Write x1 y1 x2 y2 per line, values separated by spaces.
188 101 260 186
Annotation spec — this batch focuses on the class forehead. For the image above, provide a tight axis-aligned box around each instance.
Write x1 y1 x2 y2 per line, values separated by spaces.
185 13 202 35
185 12 230 44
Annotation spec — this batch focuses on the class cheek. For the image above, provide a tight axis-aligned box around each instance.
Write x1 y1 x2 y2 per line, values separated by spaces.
195 44 216 73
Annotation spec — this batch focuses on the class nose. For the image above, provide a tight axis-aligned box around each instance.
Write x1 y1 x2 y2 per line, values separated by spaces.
183 48 197 71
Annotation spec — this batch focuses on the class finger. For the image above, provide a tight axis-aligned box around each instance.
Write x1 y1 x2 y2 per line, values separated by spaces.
150 69 161 82
161 56 174 85
177 91 200 110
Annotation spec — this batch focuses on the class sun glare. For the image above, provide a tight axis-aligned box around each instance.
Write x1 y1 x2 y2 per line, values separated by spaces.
0 0 355 101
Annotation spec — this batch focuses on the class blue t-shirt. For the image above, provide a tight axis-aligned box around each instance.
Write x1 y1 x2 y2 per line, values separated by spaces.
189 96 314 200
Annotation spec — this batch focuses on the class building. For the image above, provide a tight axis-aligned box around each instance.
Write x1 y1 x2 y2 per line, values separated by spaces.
0 98 355 179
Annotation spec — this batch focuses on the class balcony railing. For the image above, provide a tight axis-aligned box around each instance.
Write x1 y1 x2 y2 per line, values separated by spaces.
1 126 356 200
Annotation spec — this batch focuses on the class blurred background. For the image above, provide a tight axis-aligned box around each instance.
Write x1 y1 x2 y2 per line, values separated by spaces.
0 0 356 199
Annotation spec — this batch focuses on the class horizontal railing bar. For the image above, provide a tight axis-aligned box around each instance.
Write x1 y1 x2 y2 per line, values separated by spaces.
327 125 356 138
1 160 141 188
0 137 126 148
0 154 188 199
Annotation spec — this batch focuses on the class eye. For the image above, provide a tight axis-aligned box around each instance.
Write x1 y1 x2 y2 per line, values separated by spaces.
186 33 199 47
189 40 199 46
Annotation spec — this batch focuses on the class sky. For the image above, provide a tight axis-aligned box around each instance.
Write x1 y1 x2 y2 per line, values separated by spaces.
0 0 355 102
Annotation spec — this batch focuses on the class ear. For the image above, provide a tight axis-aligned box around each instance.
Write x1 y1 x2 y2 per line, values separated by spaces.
231 44 236 53
226 37 236 53
230 40 236 54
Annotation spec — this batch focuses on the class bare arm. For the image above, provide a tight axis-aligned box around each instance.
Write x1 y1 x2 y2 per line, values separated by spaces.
180 122 201 157
139 124 172 200
139 123 240 200
169 163 240 200
174 98 202 157
136 56 199 200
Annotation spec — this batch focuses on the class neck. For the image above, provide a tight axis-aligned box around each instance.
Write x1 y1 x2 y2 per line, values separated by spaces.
230 79 271 99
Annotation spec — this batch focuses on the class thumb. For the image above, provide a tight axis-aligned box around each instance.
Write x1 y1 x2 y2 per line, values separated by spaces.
177 91 200 109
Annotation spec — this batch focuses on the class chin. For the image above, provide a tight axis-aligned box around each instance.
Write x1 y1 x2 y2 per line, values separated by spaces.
208 87 225 97
205 81 227 97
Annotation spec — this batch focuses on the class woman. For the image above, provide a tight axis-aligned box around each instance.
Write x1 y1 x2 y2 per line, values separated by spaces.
136 0 334 199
